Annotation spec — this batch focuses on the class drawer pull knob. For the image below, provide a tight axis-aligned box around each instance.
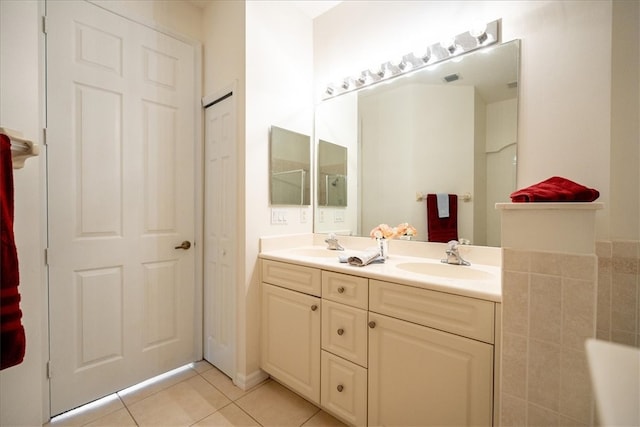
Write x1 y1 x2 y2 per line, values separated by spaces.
337 384 344 392
337 328 344 336
368 321 376 328
311 304 318 311
337 286 345 294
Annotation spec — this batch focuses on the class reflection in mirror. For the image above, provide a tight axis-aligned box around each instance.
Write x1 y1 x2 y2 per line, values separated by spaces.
318 140 347 207
314 40 520 246
270 126 311 206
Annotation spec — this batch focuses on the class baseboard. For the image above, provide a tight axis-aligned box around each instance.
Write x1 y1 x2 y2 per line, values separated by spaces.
234 369 269 391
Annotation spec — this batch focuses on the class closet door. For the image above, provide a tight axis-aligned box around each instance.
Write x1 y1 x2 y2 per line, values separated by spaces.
203 89 237 378
47 1 198 415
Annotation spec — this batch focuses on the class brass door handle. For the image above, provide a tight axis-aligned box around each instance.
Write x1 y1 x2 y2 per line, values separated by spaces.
174 241 191 250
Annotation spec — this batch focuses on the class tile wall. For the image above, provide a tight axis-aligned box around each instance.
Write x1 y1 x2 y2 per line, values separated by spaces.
500 248 598 426
596 240 640 348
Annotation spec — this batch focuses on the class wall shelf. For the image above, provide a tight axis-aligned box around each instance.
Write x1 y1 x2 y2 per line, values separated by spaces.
0 127 40 169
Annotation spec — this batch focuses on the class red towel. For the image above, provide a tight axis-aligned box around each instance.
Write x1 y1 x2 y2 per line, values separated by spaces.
510 176 600 203
1 134 25 370
426 194 458 243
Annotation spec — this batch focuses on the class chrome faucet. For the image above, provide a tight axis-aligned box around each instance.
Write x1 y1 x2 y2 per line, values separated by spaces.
324 233 344 251
441 240 470 266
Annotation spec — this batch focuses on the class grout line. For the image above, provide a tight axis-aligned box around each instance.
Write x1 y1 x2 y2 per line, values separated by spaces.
233 402 266 427
119 395 140 427
299 407 321 427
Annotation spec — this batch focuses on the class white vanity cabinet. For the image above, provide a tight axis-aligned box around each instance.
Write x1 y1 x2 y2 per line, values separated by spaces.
260 260 322 404
260 259 498 426
368 280 494 426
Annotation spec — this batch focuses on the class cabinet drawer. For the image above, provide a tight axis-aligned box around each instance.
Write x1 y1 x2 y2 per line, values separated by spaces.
262 259 321 297
322 300 368 367
321 351 367 427
322 271 368 309
369 279 495 343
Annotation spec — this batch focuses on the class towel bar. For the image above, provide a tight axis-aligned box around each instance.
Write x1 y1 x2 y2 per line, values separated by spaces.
1 127 40 169
416 192 472 202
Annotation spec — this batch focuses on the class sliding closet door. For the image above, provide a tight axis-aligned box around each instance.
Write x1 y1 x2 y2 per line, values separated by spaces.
46 1 199 415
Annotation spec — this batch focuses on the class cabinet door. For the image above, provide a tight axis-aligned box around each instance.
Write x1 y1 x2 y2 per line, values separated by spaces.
368 313 493 426
261 283 320 404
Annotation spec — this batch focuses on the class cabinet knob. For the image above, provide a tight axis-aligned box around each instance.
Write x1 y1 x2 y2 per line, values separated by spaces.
337 286 345 294
368 321 376 328
337 328 344 336
311 304 318 311
337 384 344 392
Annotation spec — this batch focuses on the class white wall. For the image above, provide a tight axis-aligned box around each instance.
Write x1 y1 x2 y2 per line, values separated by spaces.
243 0 314 383
0 2 46 425
314 0 615 239
610 0 640 240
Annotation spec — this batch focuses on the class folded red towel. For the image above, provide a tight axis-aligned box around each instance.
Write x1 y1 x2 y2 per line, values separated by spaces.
1 133 25 370
510 176 600 203
426 194 458 243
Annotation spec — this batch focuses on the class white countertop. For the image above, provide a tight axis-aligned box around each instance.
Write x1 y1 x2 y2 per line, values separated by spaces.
259 245 502 303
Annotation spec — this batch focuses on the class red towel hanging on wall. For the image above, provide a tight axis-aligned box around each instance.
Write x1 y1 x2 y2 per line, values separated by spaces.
426 194 458 243
0 133 26 370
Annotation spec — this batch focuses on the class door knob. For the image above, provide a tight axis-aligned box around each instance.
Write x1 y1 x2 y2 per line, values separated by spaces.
174 240 191 250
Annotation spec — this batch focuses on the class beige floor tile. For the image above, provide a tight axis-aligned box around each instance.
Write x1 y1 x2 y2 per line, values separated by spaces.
46 394 125 426
236 380 320 427
127 375 232 426
84 408 137 426
117 366 197 406
201 367 267 401
301 410 348 427
192 360 215 374
193 403 261 427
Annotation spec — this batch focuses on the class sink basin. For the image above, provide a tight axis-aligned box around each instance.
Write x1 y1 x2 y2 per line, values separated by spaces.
395 262 495 280
291 248 343 258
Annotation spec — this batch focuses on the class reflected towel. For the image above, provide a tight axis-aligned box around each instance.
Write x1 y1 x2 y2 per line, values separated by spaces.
436 193 449 218
510 176 600 202
427 194 458 243
1 134 25 370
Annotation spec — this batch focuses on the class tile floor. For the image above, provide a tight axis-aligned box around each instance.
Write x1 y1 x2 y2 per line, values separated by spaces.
46 361 347 427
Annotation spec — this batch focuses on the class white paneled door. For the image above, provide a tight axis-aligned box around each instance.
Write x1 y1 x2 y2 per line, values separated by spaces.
203 91 236 378
47 1 198 415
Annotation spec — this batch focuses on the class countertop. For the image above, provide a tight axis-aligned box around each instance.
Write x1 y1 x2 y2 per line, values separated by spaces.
259 245 501 303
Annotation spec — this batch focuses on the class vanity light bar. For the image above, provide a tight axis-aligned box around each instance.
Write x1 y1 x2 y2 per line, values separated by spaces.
323 19 500 100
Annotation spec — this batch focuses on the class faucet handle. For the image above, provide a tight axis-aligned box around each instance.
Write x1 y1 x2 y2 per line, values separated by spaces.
447 240 460 250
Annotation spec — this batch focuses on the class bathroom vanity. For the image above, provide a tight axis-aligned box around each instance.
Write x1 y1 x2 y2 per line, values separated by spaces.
259 236 502 426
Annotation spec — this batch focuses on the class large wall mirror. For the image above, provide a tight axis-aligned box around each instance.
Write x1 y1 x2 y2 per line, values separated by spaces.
270 126 311 206
314 40 520 246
